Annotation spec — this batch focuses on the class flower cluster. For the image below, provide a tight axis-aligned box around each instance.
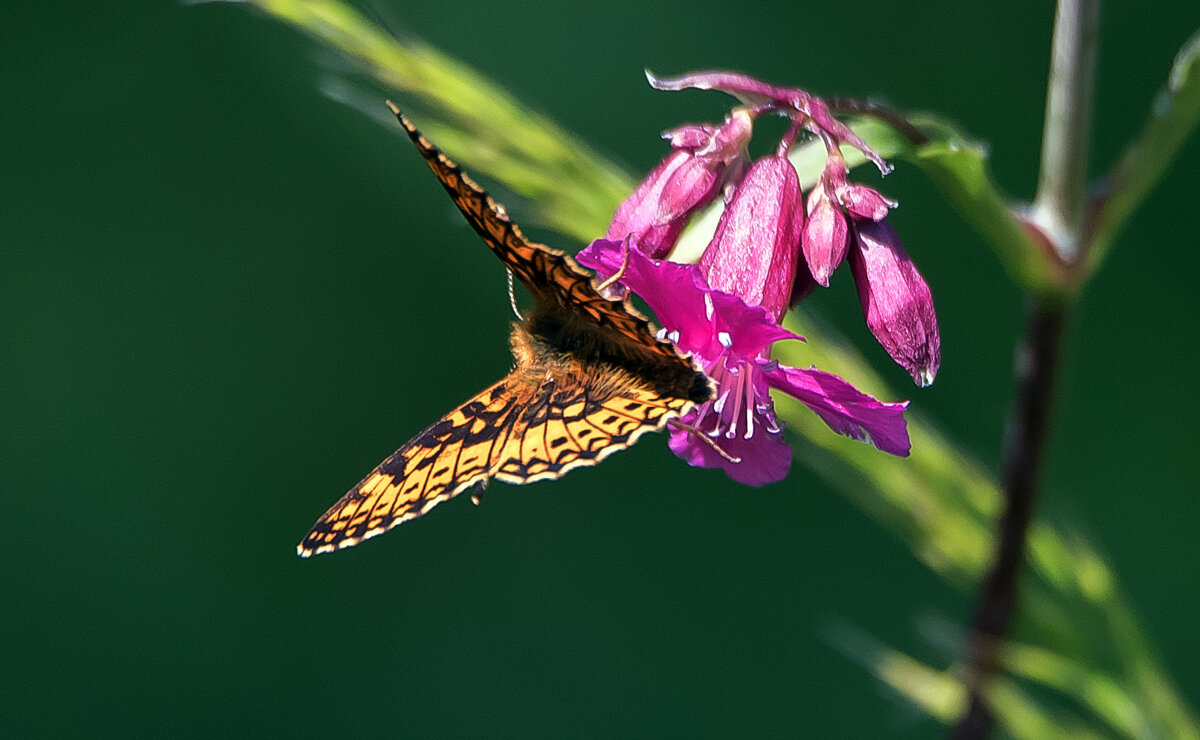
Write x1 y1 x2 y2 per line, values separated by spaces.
584 70 941 485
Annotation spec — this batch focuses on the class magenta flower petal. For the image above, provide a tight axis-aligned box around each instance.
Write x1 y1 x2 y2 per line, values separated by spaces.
648 68 802 108
577 238 801 357
840 183 895 222
664 122 717 150
578 238 717 350
764 364 911 456
817 154 894 223
849 220 941 387
605 149 701 258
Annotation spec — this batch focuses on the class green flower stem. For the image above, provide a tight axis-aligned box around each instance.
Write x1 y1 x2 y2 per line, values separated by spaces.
1030 0 1099 264
954 1 1097 735
950 1 1105 733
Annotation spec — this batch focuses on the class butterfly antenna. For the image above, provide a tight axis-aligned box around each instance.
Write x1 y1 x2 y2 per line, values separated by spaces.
668 419 742 464
506 268 524 320
596 234 633 293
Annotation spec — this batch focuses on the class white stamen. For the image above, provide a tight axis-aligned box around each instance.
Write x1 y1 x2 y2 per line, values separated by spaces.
712 389 729 414
743 369 756 439
724 367 744 438
656 327 668 340
668 330 680 344
717 331 733 349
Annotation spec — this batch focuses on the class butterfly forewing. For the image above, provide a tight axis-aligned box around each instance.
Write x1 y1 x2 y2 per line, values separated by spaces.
387 103 697 388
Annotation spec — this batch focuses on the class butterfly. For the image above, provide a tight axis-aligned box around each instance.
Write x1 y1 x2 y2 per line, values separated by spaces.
296 104 713 557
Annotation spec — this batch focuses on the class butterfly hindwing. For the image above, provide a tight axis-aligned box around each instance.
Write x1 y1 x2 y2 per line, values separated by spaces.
299 378 524 556
298 363 691 556
493 365 693 483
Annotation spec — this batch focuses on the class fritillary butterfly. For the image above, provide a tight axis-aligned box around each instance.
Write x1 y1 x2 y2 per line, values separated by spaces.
297 104 711 557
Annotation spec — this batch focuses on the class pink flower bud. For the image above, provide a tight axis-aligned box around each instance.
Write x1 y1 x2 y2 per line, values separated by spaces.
819 153 895 223
839 183 894 222
698 154 803 322
849 219 941 386
606 111 751 258
800 180 848 287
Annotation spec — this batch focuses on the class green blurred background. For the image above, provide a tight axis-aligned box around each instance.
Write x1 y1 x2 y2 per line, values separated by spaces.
2 0 1197 736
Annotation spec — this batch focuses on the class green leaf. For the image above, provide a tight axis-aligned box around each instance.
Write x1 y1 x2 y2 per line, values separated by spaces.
847 116 1063 295
1089 28 1200 274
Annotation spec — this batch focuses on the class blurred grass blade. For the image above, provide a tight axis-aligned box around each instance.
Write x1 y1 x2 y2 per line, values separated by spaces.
235 1 1199 735
241 0 632 240
829 621 1108 740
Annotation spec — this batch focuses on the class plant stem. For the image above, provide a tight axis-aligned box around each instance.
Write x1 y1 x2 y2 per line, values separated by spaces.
951 298 1068 739
827 97 931 146
1031 0 1100 262
952 1 1096 735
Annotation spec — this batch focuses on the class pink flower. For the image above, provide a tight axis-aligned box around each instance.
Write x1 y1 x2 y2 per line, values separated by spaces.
577 239 910 485
635 69 940 386
585 69 937 485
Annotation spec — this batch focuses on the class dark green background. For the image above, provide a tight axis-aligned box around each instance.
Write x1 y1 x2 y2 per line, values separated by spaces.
3 0 1197 736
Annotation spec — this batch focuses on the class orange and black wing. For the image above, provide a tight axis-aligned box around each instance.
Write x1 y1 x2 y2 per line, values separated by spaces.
490 368 695 485
299 378 524 557
298 370 692 557
387 103 696 378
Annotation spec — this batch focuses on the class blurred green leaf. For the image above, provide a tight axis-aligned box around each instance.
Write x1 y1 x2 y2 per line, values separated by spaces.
1089 28 1200 274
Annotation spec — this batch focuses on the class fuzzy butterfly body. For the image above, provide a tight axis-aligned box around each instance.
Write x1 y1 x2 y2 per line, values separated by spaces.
296 104 711 557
